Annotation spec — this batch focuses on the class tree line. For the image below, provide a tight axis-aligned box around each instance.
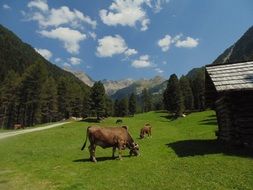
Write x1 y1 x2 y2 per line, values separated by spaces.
163 70 205 117
0 61 90 129
0 62 205 129
86 68 205 120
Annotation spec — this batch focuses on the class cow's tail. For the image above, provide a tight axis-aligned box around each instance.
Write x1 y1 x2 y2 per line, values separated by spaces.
81 126 91 150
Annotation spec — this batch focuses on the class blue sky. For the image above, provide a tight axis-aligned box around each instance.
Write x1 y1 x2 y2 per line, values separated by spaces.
1 0 253 81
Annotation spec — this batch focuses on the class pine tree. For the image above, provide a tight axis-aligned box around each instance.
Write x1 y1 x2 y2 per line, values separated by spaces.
18 61 47 126
105 96 113 117
189 69 205 110
180 75 194 110
82 90 91 118
90 81 106 120
0 70 20 129
141 88 152 112
40 77 58 123
113 99 120 117
68 83 83 118
163 74 184 117
57 78 70 119
128 93 137 116
118 98 128 117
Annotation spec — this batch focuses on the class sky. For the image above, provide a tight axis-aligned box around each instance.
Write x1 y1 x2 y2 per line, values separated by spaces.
1 0 253 81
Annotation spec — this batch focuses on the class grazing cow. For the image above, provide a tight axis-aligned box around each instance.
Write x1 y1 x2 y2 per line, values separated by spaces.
14 124 24 130
140 124 152 139
81 126 139 162
116 119 123 124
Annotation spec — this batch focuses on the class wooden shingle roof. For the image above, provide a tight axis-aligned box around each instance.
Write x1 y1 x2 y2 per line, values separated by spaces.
206 61 253 92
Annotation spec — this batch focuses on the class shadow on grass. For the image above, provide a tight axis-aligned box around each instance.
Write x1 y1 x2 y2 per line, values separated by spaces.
199 118 218 126
167 139 253 158
73 155 131 163
155 110 168 114
160 115 176 121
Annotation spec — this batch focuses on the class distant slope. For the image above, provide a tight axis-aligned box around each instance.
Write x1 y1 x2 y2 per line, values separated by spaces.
0 24 88 88
102 79 134 96
213 26 253 64
0 24 91 128
65 69 94 87
111 76 165 99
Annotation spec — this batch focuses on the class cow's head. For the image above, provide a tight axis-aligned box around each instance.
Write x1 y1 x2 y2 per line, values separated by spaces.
129 142 139 156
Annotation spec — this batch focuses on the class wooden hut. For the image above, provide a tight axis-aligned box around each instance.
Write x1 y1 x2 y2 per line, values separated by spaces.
205 61 253 147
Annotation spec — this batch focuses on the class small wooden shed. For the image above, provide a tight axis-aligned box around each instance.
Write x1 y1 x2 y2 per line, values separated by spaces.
205 61 253 147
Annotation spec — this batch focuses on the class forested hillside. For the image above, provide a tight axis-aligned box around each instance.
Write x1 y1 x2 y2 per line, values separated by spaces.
213 26 253 64
0 24 90 129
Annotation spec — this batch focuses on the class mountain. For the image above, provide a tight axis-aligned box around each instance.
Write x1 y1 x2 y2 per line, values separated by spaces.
64 69 94 87
0 24 92 128
213 26 253 64
111 76 166 99
69 69 134 95
0 24 88 89
102 79 134 96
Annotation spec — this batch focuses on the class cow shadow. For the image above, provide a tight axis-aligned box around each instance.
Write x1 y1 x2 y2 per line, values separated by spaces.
166 139 253 158
160 115 176 121
73 155 131 163
199 118 218 126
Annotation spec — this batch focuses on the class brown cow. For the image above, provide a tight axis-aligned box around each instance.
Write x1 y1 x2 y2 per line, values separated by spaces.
14 124 24 130
140 124 152 139
81 126 139 162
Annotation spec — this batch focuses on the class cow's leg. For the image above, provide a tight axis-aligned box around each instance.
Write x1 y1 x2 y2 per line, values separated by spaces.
118 148 123 160
89 144 97 162
112 146 116 158
118 143 124 160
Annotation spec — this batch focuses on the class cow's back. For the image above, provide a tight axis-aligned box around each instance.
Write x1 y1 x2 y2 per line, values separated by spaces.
88 126 129 148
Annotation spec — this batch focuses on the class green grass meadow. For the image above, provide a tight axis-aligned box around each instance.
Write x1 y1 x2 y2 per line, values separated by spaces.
0 111 252 190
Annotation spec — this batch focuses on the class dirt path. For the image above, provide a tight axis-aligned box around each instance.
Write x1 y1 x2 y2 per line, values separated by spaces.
0 122 70 140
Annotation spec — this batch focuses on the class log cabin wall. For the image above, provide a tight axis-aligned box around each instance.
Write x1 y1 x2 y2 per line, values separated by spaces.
230 91 253 147
206 61 253 147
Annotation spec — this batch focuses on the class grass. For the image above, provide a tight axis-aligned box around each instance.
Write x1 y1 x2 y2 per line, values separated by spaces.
0 110 252 190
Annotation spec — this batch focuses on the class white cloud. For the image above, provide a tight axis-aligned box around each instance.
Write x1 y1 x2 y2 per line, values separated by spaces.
99 0 149 31
38 27 86 54
157 35 172 52
124 48 138 56
63 62 71 67
158 34 199 51
99 0 169 31
68 57 82 65
55 57 62 63
96 35 128 57
3 4 11 10
132 54 152 68
26 1 96 29
141 18 150 31
152 0 170 13
175 37 199 48
155 68 164 73
35 48 52 60
89 32 97 40
28 0 48 12
162 61 167 65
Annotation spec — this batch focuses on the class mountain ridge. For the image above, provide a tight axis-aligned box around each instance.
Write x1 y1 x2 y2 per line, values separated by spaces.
212 25 253 64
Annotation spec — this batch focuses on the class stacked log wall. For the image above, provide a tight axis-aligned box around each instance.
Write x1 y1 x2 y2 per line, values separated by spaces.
215 91 253 147
230 91 253 147
215 96 234 142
